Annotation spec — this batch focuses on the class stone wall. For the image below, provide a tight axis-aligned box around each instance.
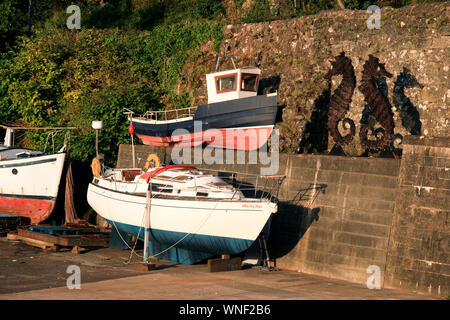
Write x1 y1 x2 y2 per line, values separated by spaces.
178 3 449 155
384 136 449 297
269 155 400 286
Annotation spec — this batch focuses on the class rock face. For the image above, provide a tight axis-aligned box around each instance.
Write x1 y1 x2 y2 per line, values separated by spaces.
179 3 449 155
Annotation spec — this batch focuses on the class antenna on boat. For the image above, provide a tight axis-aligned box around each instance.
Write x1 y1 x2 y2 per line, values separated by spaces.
123 108 136 168
213 52 237 72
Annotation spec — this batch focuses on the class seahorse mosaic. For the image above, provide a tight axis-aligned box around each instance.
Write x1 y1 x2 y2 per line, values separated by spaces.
324 52 356 146
359 55 395 150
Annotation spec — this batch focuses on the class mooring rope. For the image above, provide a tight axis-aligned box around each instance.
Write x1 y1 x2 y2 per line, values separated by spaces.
112 193 218 264
150 201 218 259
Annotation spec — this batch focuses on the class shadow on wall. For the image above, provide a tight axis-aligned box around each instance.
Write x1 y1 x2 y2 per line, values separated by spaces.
393 67 423 136
258 74 285 126
268 184 327 260
258 75 281 96
298 84 331 153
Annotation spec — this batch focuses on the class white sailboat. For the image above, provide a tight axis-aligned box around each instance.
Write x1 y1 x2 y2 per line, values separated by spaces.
87 164 283 264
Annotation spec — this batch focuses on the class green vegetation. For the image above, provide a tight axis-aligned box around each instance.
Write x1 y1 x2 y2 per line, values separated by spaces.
0 0 223 164
0 0 446 164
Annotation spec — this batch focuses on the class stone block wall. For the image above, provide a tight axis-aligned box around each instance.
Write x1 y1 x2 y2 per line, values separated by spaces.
384 136 449 297
270 155 400 287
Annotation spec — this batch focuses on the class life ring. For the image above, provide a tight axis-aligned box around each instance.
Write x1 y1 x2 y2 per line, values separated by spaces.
91 157 101 178
144 153 160 170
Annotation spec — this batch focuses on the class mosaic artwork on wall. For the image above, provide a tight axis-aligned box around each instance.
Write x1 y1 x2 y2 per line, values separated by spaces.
322 53 424 156
325 52 357 147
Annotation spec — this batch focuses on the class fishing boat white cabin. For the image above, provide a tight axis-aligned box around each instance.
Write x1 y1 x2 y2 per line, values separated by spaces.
87 164 282 264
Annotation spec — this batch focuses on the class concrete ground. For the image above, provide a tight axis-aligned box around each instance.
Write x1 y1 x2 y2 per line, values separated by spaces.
0 238 439 300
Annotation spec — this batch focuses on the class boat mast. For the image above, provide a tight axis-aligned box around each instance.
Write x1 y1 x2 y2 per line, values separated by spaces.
143 181 152 263
213 52 237 72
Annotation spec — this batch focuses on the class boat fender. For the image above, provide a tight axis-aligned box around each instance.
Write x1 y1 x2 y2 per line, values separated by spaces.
91 157 101 177
144 153 160 170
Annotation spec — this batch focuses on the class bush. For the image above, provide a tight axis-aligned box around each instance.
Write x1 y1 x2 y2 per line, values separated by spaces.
0 17 222 164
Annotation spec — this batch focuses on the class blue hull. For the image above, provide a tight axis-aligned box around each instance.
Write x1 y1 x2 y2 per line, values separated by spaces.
107 219 255 265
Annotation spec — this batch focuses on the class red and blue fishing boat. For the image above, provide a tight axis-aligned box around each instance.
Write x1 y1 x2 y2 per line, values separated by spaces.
131 64 278 151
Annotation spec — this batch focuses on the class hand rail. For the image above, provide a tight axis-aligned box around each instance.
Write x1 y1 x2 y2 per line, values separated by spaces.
139 106 198 121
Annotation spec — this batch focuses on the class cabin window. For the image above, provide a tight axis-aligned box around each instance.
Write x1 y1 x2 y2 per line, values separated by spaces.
150 183 173 193
215 73 237 93
196 192 209 197
241 73 258 92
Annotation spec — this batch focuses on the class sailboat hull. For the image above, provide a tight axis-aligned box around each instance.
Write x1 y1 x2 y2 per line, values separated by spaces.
87 182 276 264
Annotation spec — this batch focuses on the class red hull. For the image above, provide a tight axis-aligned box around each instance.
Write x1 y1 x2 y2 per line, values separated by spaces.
136 127 273 151
0 195 55 225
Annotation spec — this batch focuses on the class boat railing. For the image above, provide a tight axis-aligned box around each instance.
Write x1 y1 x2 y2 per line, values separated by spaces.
97 165 285 203
153 167 285 202
195 167 285 203
0 124 75 154
140 106 198 122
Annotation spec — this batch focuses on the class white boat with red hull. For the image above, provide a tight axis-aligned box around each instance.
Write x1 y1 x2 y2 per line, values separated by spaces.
0 127 67 224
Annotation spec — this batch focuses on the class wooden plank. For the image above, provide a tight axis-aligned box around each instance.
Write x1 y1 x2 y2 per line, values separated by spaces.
17 228 59 244
7 233 56 250
16 227 109 247
208 257 241 272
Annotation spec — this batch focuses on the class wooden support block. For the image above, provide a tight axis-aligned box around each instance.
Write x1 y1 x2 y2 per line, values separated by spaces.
208 257 241 273
135 263 157 271
71 246 84 254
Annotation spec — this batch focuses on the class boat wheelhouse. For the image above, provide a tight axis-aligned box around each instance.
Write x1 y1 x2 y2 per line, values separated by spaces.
131 63 278 151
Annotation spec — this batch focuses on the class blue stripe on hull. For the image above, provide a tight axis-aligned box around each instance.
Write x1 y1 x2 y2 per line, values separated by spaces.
106 219 254 265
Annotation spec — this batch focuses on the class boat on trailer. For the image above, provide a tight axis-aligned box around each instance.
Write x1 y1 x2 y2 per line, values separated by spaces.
87 164 283 264
131 58 278 151
0 127 67 224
